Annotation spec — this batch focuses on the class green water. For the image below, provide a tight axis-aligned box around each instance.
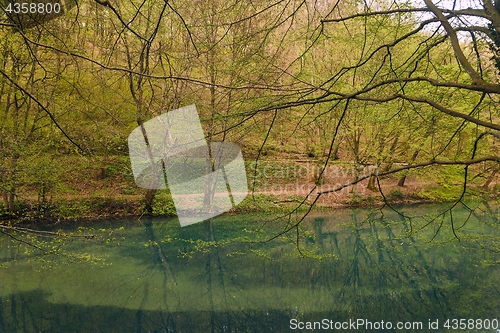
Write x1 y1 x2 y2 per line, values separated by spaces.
0 204 499 332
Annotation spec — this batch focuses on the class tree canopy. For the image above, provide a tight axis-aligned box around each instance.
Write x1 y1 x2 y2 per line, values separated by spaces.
0 0 498 239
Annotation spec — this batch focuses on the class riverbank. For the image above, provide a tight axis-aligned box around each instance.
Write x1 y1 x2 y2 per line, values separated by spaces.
2 183 497 225
1 155 498 223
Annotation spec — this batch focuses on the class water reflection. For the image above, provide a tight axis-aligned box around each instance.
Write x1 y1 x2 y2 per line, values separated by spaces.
0 204 499 332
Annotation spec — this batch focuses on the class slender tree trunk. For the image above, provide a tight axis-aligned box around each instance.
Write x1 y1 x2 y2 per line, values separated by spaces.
203 4 218 213
398 150 419 187
483 168 497 190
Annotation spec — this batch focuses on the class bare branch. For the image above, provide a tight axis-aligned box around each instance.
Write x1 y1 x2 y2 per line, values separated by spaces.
424 0 486 85
349 93 500 132
94 0 148 43
321 7 490 23
317 155 500 195
456 25 493 37
0 68 87 153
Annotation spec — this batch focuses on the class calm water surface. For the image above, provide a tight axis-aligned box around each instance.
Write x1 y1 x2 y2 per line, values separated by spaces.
0 204 499 332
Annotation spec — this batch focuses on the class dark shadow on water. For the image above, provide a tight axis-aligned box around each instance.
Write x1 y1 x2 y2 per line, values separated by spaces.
0 290 297 333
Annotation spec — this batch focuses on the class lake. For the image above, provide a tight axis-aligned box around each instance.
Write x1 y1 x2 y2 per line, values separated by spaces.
0 203 499 332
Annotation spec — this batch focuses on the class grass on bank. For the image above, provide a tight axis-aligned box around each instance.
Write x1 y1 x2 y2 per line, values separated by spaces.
0 155 498 222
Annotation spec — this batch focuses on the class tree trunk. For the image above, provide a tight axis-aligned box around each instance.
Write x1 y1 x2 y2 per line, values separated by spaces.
144 189 157 215
398 150 419 187
367 174 378 192
483 169 498 190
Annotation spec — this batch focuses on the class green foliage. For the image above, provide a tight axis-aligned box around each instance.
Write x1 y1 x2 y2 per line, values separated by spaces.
0 0 497 222
388 189 404 200
150 192 177 216
418 186 464 202
416 166 466 202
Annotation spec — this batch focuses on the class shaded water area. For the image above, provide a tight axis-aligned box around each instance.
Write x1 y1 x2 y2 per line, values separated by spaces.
0 203 499 332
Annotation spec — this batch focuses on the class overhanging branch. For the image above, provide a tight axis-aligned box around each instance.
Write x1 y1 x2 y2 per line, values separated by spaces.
317 155 500 195
424 0 486 85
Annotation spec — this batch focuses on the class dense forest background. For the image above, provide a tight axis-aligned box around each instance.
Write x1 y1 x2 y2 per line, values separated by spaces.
0 0 499 221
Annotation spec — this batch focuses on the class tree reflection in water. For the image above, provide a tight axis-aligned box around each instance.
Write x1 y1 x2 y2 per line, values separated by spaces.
0 204 499 332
